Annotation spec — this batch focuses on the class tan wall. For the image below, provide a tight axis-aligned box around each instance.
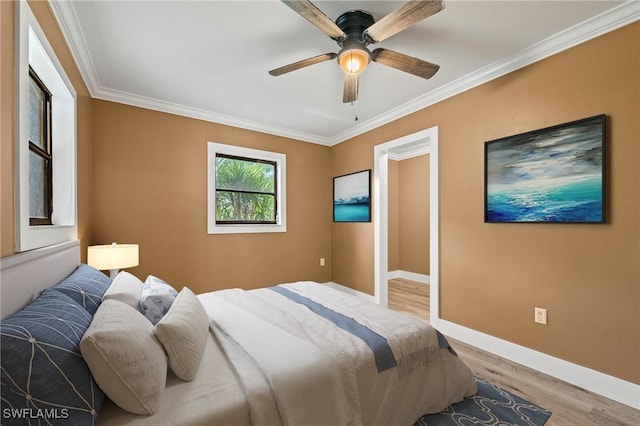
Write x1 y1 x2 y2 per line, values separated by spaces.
2 1 637 386
0 1 93 259
388 161 399 271
91 100 332 295
1 1 14 256
330 142 375 294
331 23 639 384
399 155 430 276
388 155 431 276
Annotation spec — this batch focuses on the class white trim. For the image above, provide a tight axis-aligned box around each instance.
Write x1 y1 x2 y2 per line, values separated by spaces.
388 145 430 161
389 145 431 161
46 1 334 146
49 1 639 146
15 1 78 252
324 282 375 303
330 1 640 144
98 88 333 147
48 0 97 96
429 137 439 325
333 263 640 409
207 142 286 234
435 319 640 410
388 270 430 285
374 127 438 312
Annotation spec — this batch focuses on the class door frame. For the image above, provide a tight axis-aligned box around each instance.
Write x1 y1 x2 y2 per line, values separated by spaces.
373 126 439 324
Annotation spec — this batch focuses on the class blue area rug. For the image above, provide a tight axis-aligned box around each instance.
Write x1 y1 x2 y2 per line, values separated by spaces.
415 377 551 425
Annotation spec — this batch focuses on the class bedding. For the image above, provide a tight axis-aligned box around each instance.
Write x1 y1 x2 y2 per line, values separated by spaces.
50 263 112 314
98 281 477 426
155 287 210 381
139 275 179 324
102 271 144 309
1 259 477 426
0 264 108 425
80 299 168 415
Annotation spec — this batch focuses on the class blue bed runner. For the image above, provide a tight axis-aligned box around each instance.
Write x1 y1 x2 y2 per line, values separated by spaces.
269 285 397 372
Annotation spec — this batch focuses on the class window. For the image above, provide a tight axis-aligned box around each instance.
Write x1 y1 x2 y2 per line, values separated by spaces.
15 2 77 251
28 67 53 225
208 143 286 234
215 154 277 224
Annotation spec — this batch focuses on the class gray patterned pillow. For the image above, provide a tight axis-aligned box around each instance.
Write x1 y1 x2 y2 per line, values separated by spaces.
0 289 104 425
139 275 179 324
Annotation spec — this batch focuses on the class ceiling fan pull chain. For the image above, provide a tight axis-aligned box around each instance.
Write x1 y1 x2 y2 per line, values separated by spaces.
352 75 359 121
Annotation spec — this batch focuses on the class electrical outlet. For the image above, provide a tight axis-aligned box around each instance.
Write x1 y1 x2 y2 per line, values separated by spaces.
320 258 325 266
534 307 548 325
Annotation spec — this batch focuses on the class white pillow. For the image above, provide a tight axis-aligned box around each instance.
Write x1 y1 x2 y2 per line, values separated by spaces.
155 287 209 381
80 299 167 415
102 271 143 309
139 275 178 324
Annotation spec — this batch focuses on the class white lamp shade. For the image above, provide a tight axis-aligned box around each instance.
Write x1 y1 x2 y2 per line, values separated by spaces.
87 243 139 271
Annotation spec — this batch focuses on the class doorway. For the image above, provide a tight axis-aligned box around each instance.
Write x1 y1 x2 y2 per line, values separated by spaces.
373 126 439 325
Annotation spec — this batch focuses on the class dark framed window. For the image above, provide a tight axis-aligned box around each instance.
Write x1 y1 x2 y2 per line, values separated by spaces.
27 66 53 226
215 153 277 224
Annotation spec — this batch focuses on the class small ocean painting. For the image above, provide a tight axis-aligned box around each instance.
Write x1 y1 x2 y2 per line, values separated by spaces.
334 170 371 222
485 115 605 223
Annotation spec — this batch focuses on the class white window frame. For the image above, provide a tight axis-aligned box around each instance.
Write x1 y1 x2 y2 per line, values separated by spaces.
15 1 77 251
207 142 286 234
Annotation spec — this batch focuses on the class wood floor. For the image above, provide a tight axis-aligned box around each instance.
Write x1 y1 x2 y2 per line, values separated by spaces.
388 278 640 426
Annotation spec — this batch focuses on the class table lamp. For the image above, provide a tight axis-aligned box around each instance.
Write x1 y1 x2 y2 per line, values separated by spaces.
87 243 139 279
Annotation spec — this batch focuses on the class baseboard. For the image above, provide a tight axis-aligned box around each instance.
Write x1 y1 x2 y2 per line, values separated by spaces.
324 282 375 302
326 280 639 409
435 319 640 410
388 270 430 284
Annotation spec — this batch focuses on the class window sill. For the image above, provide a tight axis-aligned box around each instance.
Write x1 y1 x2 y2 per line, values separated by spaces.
208 223 286 235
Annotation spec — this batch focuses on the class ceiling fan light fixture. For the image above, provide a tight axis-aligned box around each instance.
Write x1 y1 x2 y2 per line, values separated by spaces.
338 47 369 74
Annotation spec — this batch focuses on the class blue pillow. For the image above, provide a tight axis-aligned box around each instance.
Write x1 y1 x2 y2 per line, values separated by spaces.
50 264 111 315
139 276 179 325
0 289 104 425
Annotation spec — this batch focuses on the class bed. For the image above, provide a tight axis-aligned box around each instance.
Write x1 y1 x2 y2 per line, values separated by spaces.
1 241 476 425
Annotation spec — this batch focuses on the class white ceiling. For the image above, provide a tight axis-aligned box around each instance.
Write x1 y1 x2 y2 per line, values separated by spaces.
51 1 637 145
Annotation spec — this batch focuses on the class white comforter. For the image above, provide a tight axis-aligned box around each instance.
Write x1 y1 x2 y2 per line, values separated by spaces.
199 282 477 426
202 294 351 426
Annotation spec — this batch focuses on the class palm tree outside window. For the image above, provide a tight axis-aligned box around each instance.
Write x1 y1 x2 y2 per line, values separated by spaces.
215 154 277 224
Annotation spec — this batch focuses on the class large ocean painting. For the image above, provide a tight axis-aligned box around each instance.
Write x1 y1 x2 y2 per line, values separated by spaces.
485 115 605 223
334 170 371 222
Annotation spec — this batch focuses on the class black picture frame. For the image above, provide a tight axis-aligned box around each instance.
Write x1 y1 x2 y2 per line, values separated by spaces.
484 114 606 223
333 169 371 222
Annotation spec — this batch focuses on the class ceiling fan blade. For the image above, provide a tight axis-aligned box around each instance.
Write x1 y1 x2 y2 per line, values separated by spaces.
269 53 337 76
371 48 439 79
343 73 358 103
281 0 346 41
364 0 444 43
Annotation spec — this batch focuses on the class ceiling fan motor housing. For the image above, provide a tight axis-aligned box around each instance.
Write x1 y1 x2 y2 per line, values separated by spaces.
335 10 375 45
336 11 374 73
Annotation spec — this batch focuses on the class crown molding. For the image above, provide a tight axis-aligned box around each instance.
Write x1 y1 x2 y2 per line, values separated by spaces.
48 0 99 96
388 145 430 161
50 0 639 147
92 87 334 146
330 0 640 145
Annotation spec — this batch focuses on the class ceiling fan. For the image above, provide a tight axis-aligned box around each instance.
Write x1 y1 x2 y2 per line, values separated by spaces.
269 0 444 104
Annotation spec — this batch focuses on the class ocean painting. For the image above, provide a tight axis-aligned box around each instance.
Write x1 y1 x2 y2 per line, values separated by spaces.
485 115 605 223
334 170 371 222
